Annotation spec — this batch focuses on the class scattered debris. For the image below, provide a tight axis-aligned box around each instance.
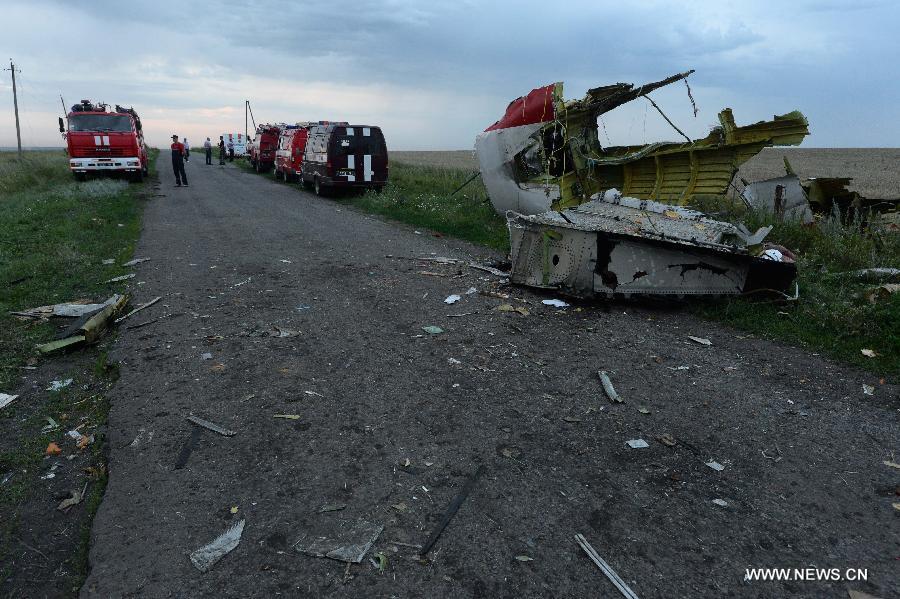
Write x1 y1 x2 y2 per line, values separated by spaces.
860 349 877 358
371 552 388 574
106 273 135 283
320 504 347 513
465 287 478 295
422 326 444 335
190 519 246 572
444 295 462 304
201 352 213 360
496 303 529 316
67 430 94 450
468 263 509 277
102 258 115 265
304 390 325 398
122 257 150 267
36 337 85 354
883 460 900 470
47 379 74 392
187 415 236 437
626 439 649 449
862 384 875 396
37 294 129 354
598 371 622 403
114 296 161 324
41 417 60 433
836 267 900 283
420 465 484 556
233 277 252 287
712 498 729 507
705 461 725 472
273 414 301 420
45 442 62 456
13 294 122 319
0 393 19 410
515 555 534 562
574 533 640 599
294 519 384 563
57 483 88 512
391 502 408 513
638 407 651 415
865 284 900 304
210 363 226 372
542 299 569 308
687 336 712 346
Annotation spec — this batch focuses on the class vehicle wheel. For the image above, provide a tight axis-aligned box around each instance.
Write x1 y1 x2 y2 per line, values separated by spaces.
131 170 144 183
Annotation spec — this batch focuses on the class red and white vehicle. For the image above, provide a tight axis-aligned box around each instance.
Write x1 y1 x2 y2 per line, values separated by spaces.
61 100 148 182
247 124 281 172
273 124 311 182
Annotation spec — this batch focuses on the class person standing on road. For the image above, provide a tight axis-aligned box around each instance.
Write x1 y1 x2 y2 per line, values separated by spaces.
228 140 235 161
218 136 226 165
184 138 190 162
171 134 188 187
204 137 212 165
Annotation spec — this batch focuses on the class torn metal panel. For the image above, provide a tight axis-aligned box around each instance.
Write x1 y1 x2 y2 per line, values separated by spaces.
507 192 796 297
477 72 808 216
742 175 814 224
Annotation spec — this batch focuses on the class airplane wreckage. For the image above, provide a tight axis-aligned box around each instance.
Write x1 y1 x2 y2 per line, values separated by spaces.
475 70 810 298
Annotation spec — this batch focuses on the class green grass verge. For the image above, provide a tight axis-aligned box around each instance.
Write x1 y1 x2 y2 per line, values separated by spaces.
238 156 899 376
0 149 153 594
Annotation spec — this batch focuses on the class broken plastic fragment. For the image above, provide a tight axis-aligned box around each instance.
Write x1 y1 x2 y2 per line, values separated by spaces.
688 336 712 346
861 349 877 358
626 439 649 449
190 519 245 572
0 393 19 410
47 379 73 392
422 326 444 335
862 384 875 396
444 295 462 304
293 519 384 563
705 461 725 471
712 498 728 507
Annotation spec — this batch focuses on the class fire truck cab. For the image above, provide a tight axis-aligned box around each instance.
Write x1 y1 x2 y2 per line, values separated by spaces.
248 124 281 172
61 100 148 182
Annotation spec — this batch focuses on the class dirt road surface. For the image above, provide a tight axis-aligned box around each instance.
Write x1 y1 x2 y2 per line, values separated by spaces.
81 157 899 598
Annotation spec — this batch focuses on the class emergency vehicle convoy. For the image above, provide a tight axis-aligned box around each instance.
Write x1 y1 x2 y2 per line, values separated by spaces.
263 121 388 195
247 124 281 172
60 100 148 182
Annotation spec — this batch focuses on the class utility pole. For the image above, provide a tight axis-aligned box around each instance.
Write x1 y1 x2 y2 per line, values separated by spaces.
4 59 22 159
245 100 248 140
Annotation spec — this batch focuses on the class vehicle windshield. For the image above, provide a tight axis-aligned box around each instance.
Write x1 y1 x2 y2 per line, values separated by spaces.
69 114 133 132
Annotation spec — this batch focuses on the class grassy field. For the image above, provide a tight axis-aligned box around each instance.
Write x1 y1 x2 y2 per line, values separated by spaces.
242 151 898 375
0 149 153 594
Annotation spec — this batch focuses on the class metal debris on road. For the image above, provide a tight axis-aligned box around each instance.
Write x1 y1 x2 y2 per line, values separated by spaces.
294 519 384 563
114 296 161 324
598 371 622 403
106 273 135 283
468 263 509 277
515 555 534 562
626 439 649 449
712 499 729 507
201 352 213 360
705 461 725 471
574 533 640 599
37 294 129 354
420 465 484 556
444 294 462 304
187 415 236 437
862 384 875 396
0 393 18 410
121 257 150 267
422 326 444 335
273 414 301 420
860 349 877 358
883 460 900 470
190 519 246 573
496 303 529 316
320 504 347 513
542 299 569 308
687 336 712 346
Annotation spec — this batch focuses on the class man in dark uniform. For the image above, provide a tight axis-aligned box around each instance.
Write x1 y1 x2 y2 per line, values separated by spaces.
171 134 188 187
218 136 226 165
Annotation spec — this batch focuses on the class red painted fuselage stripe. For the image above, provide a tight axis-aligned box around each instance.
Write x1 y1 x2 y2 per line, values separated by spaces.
484 84 556 132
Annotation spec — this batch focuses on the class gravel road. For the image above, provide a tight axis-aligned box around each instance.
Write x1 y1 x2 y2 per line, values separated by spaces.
81 156 898 598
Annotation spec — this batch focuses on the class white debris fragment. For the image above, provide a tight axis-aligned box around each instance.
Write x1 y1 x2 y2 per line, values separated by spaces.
106 273 135 283
448 358 461 365
47 379 73 392
444 294 462 304
687 336 712 346
706 461 725 471
0 393 18 410
122 257 150 267
101 259 115 265
542 299 569 308
626 439 649 449
201 353 213 360
190 520 245 572
598 371 622 403
465 287 478 295
712 498 728 507
862 384 875 396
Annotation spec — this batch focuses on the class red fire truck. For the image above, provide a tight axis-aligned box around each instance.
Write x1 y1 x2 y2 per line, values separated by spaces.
60 100 148 182
274 124 311 182
247 124 282 172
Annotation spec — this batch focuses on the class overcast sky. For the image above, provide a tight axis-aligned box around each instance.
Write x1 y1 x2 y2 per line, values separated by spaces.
2 0 898 149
